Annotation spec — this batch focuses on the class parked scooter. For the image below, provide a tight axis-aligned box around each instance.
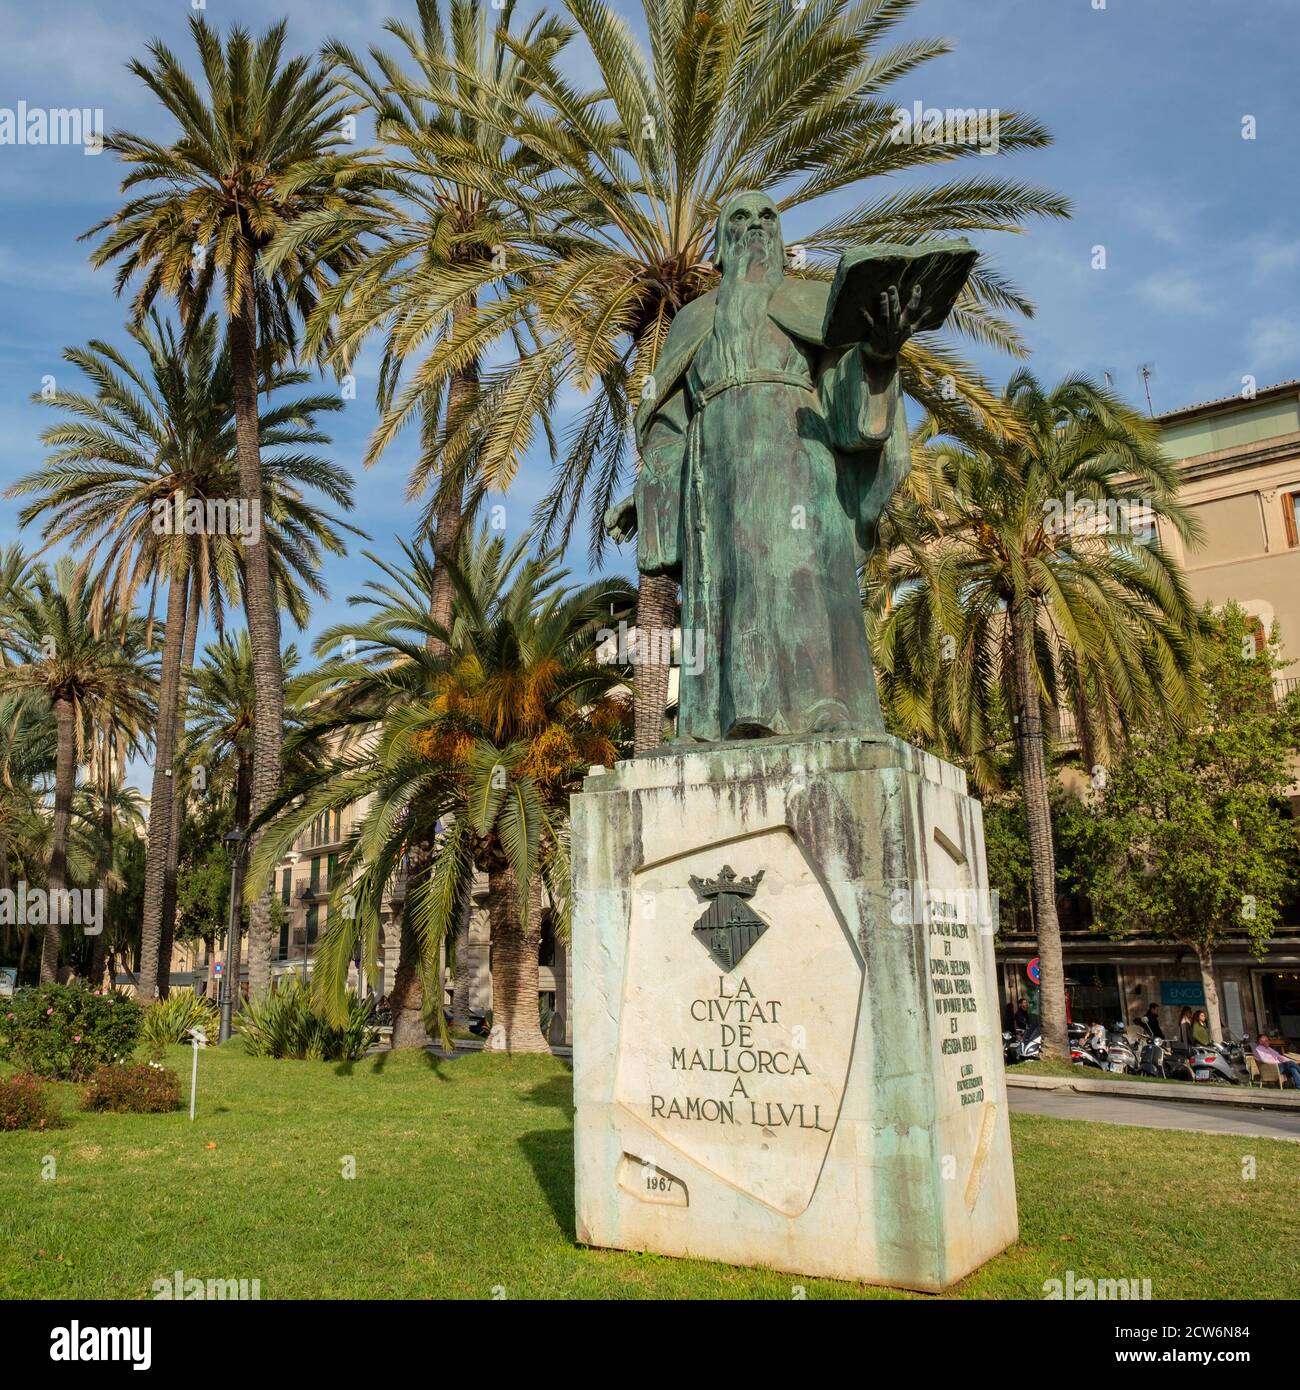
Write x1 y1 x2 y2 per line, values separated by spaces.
1005 1021 1042 1065
1102 1022 1139 1075
1187 1039 1247 1085
1132 1017 1169 1078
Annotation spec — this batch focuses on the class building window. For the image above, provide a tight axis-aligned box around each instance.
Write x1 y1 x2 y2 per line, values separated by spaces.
1284 491 1300 548
310 854 321 895
280 868 291 906
306 905 319 946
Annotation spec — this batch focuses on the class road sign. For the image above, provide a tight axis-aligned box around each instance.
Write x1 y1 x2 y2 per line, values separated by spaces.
1027 957 1041 985
213 962 223 976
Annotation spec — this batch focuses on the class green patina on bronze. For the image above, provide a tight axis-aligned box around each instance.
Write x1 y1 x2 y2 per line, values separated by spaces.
610 190 975 743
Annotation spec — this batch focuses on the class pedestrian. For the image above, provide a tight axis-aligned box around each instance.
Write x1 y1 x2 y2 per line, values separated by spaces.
1191 1009 1211 1046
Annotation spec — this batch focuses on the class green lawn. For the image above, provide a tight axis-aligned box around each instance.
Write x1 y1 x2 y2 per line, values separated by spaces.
1 1044 1294 1299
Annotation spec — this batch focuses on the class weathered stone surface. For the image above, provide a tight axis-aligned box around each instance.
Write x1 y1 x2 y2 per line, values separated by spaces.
572 732 1017 1291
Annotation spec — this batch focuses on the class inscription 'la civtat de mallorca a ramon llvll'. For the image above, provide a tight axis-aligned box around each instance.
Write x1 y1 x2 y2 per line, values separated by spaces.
572 190 1018 1290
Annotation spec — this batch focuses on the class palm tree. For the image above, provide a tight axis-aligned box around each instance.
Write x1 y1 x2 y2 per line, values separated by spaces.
329 0 1068 748
248 530 634 1051
75 772 147 987
83 15 383 998
10 313 358 999
269 0 570 651
869 370 1205 1057
183 634 281 1010
0 562 155 981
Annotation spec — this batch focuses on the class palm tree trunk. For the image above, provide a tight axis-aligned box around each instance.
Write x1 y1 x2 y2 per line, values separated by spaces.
229 270 284 1002
1009 597 1068 1060
484 864 548 1054
90 728 112 989
157 569 201 998
225 752 252 1021
385 357 478 1044
451 893 473 1032
137 566 189 1001
633 572 677 752
427 355 475 654
389 842 433 1049
41 697 76 983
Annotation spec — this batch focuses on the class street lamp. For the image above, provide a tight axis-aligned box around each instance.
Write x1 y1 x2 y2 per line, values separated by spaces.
218 829 244 1044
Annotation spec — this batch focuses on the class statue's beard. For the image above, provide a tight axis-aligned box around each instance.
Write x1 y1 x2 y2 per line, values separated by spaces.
726 227 782 285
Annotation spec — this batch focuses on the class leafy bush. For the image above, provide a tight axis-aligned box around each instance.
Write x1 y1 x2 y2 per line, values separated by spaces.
236 976 377 1061
82 1061 181 1114
0 1072 62 1131
0 983 142 1080
140 989 219 1049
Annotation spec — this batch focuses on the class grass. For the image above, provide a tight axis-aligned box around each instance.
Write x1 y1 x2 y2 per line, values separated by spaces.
1 1043 1294 1300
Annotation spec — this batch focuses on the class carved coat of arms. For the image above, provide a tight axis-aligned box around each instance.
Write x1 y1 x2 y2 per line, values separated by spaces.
689 865 767 970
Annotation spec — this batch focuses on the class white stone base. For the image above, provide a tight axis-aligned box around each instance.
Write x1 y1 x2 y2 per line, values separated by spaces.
571 733 1017 1291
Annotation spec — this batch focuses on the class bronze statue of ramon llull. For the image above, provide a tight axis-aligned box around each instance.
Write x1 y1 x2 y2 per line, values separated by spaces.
607 189 975 744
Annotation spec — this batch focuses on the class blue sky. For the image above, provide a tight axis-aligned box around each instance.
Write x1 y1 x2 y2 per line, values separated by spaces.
0 0 1297 740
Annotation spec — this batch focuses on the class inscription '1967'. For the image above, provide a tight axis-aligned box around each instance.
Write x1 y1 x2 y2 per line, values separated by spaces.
648 974 829 1132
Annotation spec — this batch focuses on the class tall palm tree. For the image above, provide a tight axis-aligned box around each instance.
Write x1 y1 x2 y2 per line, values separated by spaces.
0 562 155 981
83 15 383 998
268 0 571 652
328 0 1068 748
10 312 358 1000
249 530 635 1051
869 370 1206 1058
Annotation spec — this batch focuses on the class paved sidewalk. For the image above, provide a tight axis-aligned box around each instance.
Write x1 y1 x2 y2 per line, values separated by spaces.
1008 1071 1300 1110
1009 1086 1300 1142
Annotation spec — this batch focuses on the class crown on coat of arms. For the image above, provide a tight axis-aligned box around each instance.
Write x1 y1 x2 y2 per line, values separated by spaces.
689 865 764 900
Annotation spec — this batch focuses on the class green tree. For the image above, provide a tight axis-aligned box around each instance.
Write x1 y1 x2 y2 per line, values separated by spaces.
311 0 1067 749
870 370 1205 1058
10 313 357 998
249 530 634 1051
273 0 567 648
0 563 155 981
1064 605 1300 1042
84 15 382 998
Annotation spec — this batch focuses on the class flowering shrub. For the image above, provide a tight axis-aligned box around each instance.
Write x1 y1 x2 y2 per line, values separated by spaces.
0 983 142 1080
0 1072 62 1131
82 1061 181 1114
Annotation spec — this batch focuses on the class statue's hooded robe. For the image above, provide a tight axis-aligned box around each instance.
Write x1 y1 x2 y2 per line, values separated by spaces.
634 193 910 741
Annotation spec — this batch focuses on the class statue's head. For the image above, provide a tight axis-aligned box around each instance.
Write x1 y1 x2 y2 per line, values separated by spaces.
713 190 784 280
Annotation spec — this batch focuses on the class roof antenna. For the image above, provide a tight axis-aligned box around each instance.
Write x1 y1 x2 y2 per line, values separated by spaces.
1138 363 1156 415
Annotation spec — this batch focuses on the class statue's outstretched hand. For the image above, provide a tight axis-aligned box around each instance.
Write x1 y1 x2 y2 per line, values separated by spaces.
862 282 924 361
605 494 638 544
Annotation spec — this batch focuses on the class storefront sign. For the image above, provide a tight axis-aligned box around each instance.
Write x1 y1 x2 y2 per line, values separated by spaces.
1160 980 1205 1006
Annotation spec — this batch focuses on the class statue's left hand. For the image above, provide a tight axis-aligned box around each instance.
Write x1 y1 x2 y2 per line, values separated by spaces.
862 282 924 361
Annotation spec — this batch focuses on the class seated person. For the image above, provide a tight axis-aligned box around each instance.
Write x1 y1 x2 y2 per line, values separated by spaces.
1252 1034 1300 1089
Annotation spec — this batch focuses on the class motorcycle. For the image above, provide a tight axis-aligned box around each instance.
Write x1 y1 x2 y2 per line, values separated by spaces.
1102 1023 1139 1075
1005 1021 1042 1065
1132 1017 1169 1078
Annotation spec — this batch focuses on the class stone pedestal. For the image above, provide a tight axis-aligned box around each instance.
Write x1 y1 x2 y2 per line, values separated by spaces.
571 733 1017 1291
